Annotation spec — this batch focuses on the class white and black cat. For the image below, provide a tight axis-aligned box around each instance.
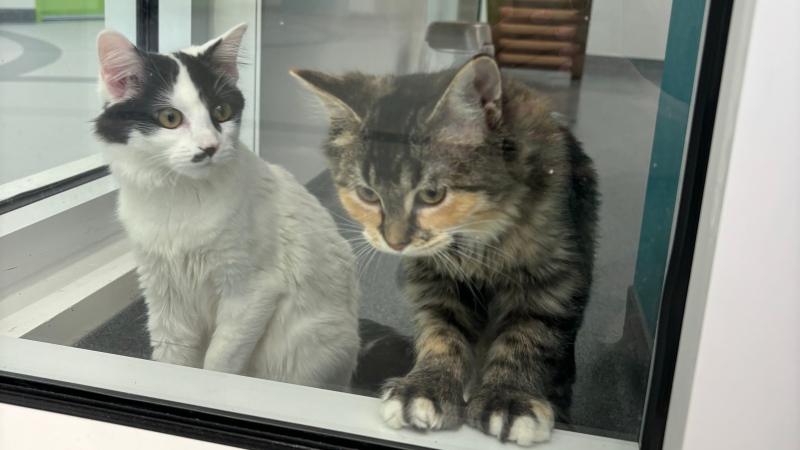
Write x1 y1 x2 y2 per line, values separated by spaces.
93 24 360 390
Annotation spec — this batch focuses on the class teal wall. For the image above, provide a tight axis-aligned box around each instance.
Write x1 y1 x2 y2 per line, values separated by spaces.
633 0 707 335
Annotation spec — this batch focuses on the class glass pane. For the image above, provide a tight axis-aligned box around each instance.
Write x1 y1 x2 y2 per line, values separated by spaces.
0 3 105 191
1 0 715 448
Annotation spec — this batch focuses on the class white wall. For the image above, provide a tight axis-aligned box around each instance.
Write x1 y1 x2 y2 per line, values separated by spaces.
664 0 800 448
105 0 137 43
159 0 193 51
0 0 35 9
586 0 674 60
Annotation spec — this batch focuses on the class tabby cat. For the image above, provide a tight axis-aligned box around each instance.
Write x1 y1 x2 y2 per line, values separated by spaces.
292 55 598 446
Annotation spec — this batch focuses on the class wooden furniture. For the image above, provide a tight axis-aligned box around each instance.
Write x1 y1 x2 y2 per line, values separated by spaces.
487 0 593 79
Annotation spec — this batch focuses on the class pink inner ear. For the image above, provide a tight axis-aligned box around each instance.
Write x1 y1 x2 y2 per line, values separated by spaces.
209 24 246 81
101 68 132 99
470 59 502 107
98 30 142 100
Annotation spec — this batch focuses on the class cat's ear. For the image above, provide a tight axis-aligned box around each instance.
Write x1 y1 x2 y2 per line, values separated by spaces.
290 70 362 124
201 23 247 81
428 55 502 143
97 30 144 101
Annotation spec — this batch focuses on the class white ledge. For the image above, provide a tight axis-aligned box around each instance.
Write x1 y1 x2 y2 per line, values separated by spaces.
0 337 636 450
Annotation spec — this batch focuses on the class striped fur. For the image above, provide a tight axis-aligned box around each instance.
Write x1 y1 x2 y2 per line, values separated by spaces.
293 56 598 446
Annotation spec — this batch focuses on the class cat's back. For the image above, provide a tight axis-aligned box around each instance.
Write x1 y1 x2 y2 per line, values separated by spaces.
248 160 359 386
236 152 347 258
501 75 598 210
258 162 357 302
501 76 599 266
260 162 340 240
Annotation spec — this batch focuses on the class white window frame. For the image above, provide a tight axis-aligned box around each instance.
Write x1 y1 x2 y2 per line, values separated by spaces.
662 0 800 448
6 1 796 449
0 0 639 443
0 336 636 450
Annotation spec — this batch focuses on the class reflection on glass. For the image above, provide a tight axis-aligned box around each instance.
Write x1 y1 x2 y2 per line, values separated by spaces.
1 0 708 447
0 6 104 186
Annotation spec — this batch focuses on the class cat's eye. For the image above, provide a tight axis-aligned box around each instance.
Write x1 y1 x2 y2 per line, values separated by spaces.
157 108 183 129
356 186 380 204
417 187 447 205
212 103 232 122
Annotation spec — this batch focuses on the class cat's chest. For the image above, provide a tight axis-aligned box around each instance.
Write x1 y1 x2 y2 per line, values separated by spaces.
137 247 226 300
118 187 239 251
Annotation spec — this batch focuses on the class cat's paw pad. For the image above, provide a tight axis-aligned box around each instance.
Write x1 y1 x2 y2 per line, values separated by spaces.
379 377 462 431
467 390 554 446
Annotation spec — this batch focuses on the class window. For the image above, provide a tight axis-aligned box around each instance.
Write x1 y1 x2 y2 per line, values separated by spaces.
2 1 777 449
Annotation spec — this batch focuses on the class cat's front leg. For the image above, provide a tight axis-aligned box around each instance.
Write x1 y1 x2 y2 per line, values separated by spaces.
203 271 283 375
465 289 577 446
145 287 205 368
380 279 478 431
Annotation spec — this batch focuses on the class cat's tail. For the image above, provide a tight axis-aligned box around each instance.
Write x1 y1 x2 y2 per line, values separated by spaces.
350 319 414 397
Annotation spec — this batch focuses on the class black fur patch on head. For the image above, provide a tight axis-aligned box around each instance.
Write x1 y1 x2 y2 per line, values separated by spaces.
94 49 179 144
174 50 245 130
93 45 245 144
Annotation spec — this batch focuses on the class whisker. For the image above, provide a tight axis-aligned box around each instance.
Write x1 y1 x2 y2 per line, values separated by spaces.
355 247 375 285
450 247 523 289
293 226 364 236
436 252 484 315
372 250 385 285
456 236 517 263
326 210 361 226
348 242 374 276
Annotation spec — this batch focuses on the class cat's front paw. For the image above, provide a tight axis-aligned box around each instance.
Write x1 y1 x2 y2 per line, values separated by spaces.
380 375 463 431
466 388 555 446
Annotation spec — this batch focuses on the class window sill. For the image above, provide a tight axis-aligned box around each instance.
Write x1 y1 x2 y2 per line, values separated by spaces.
0 244 137 343
0 163 116 238
0 155 106 202
0 335 636 450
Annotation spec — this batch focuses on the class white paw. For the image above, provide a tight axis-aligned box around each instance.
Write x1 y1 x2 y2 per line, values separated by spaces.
507 414 552 446
488 413 505 437
380 393 444 431
484 402 554 446
408 398 444 430
380 395 407 429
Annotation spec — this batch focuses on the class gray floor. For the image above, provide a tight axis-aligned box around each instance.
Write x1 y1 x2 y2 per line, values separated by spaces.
75 55 660 441
0 22 106 185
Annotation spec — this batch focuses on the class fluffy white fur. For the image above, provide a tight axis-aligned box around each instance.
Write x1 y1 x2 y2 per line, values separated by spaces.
96 25 360 390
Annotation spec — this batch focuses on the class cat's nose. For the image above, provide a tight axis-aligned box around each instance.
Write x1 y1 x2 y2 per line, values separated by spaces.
386 240 409 251
383 224 411 251
200 146 218 157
